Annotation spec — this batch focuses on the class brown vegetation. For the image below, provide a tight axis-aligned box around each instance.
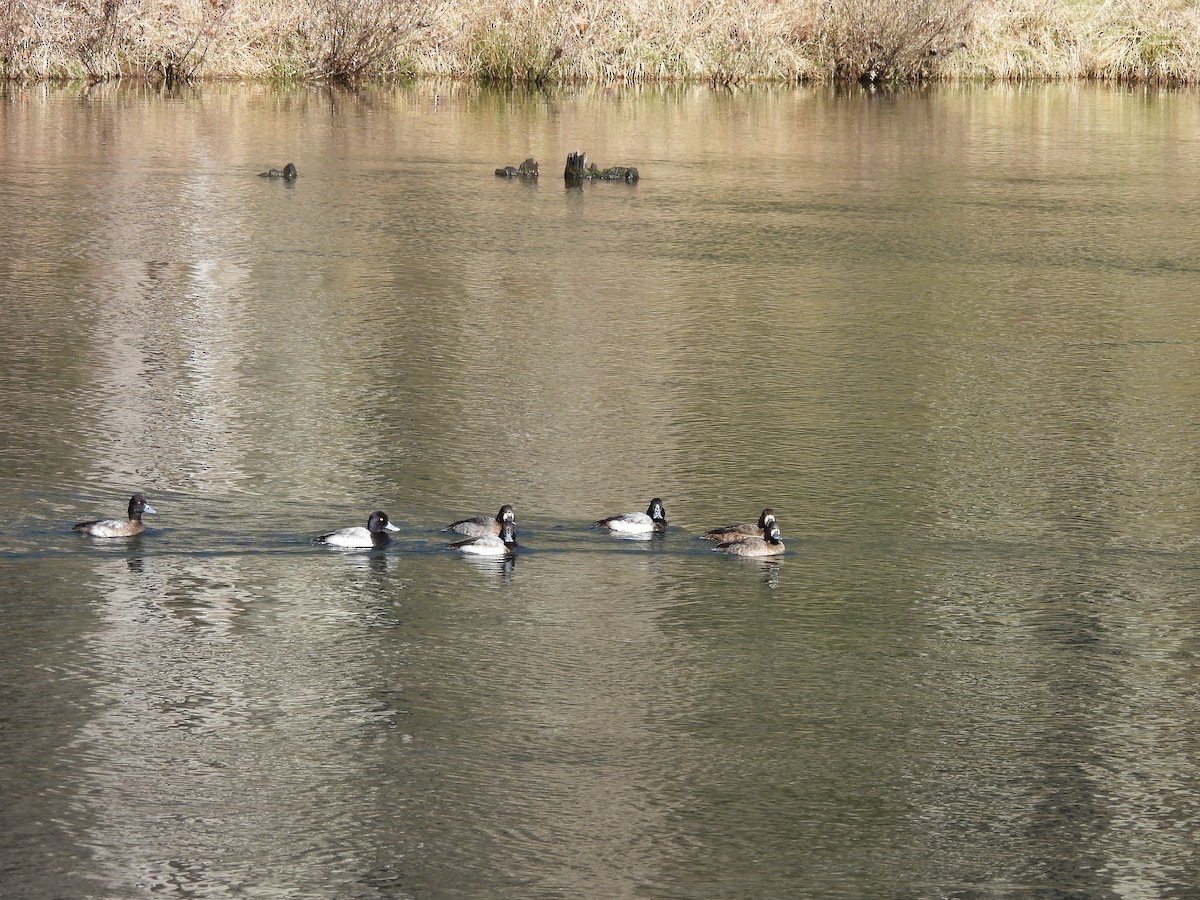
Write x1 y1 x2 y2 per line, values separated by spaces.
0 0 1196 84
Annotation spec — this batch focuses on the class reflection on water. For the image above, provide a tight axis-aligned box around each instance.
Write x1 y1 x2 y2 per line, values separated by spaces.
457 551 518 578
1 81 1199 898
717 555 784 589
595 530 665 543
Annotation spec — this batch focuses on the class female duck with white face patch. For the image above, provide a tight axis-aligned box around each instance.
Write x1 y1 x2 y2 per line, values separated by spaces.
592 497 667 534
73 493 156 537
313 510 400 548
701 508 777 542
451 518 518 556
713 523 785 557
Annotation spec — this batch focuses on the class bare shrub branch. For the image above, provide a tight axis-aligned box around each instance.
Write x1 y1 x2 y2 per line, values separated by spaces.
819 0 975 82
72 0 125 80
176 0 233 82
308 0 429 81
0 0 28 77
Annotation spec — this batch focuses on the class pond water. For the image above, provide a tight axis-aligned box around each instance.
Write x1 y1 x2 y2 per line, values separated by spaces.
1 80 1199 898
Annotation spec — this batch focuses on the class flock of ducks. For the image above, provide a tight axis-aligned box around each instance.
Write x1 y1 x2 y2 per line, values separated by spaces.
73 496 786 557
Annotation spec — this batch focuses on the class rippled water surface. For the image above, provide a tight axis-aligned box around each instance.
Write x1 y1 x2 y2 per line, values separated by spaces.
2 81 1199 898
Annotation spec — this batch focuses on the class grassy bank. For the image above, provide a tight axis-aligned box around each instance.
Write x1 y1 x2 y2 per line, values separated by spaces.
1 0 1197 85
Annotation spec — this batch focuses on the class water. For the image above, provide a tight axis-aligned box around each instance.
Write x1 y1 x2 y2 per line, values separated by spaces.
2 81 1199 898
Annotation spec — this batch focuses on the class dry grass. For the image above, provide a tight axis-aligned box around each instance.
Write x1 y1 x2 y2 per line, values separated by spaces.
1 0 1198 84
938 0 1199 83
1085 0 1199 82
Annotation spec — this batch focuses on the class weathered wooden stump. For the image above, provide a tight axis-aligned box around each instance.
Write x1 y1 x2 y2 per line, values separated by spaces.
564 151 639 183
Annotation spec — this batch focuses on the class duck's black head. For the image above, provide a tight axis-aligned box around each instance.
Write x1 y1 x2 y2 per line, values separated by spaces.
128 493 155 519
500 519 518 546
647 498 666 522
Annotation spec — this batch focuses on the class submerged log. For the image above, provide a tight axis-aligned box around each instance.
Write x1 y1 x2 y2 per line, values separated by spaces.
495 158 539 179
564 151 639 184
259 162 297 179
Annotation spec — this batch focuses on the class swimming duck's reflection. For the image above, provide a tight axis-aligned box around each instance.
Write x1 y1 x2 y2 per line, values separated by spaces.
459 553 516 578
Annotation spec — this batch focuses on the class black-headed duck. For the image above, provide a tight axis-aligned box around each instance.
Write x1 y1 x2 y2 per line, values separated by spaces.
313 510 400 548
446 504 515 537
592 497 667 534
73 493 155 537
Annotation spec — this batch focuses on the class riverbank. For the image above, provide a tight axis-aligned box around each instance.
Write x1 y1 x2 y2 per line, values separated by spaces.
2 0 1197 85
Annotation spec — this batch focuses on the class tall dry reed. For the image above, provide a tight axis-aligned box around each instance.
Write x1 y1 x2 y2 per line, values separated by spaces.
1084 0 1199 83
2 0 1198 84
938 0 1199 83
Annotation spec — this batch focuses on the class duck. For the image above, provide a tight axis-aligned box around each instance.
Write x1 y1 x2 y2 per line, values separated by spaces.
592 497 667 534
446 504 515 537
701 508 777 542
313 510 400 548
451 519 518 556
713 523 785 557
259 162 298 179
72 493 156 537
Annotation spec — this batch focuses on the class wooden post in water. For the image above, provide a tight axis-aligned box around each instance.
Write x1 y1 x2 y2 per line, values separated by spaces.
564 151 589 182
564 150 639 184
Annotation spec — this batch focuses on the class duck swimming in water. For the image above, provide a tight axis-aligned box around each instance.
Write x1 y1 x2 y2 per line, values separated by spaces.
451 519 518 556
73 493 156 537
446 504 515 537
701 508 777 542
313 510 400 548
592 497 667 535
713 523 785 557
